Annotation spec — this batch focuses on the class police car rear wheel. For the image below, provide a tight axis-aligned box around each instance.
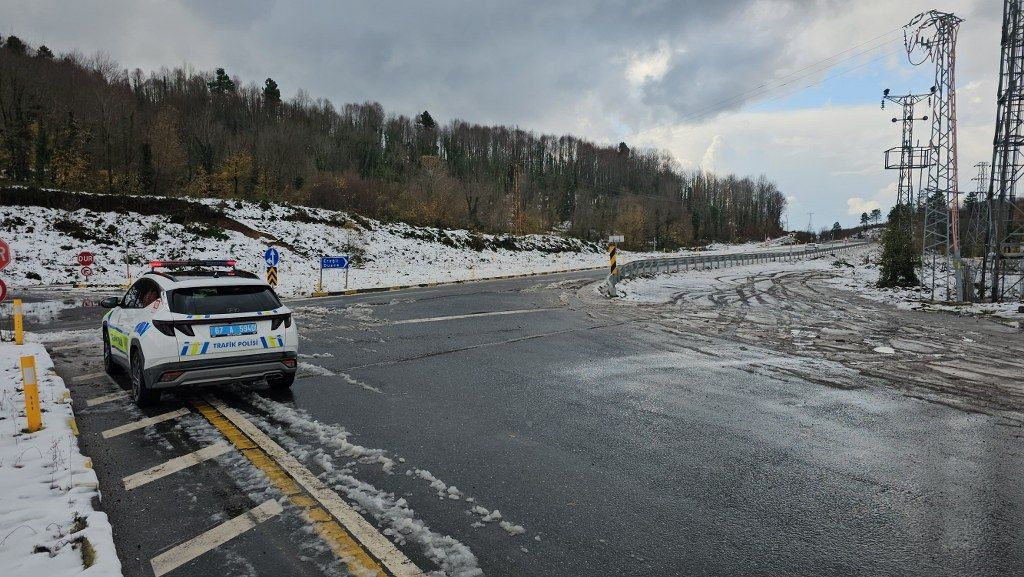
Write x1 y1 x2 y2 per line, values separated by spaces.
130 349 160 406
102 329 121 375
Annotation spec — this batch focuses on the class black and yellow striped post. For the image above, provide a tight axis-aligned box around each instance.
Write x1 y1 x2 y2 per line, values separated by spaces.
607 243 619 297
267 266 278 288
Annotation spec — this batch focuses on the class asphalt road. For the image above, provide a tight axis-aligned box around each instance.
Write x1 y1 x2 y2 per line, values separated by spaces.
30 267 1024 577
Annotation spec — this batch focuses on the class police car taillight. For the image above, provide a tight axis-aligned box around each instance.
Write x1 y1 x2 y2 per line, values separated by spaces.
281 359 296 368
152 320 176 337
271 314 292 330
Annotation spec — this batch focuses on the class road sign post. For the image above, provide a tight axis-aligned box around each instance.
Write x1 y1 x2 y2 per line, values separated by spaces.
607 243 619 297
264 247 280 288
13 298 23 345
317 256 350 295
20 355 41 432
76 251 94 287
0 237 11 271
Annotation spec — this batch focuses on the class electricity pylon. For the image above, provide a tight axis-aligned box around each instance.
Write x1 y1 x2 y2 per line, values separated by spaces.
982 0 1024 302
905 10 965 301
881 90 931 208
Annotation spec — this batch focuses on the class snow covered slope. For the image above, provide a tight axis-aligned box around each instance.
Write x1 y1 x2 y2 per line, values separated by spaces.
1 194 603 296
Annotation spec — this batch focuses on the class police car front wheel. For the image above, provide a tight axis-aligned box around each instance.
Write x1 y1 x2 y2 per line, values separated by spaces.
102 328 122 376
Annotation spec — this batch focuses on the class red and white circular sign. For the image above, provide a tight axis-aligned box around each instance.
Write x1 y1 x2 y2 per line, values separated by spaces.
0 279 7 303
77 251 95 266
81 266 93 278
0 238 11 271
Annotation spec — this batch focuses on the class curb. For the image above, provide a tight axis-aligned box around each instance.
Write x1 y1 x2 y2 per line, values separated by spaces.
305 266 607 298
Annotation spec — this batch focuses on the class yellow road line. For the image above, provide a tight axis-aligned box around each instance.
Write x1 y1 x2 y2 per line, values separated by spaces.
192 398 410 577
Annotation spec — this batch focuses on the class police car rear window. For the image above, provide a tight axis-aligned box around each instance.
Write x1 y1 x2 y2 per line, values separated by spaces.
169 285 281 315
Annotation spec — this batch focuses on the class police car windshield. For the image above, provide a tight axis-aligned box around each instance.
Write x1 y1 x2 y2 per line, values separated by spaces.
169 285 281 315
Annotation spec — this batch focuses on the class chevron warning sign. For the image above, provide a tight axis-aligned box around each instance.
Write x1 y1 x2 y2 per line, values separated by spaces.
267 265 278 287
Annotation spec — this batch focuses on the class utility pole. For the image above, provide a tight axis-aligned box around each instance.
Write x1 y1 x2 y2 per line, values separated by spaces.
983 0 1024 302
905 10 965 301
881 89 931 208
807 212 814 239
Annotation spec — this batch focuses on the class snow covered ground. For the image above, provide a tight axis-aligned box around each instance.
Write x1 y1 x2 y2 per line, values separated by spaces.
615 244 1023 326
0 338 120 576
1 192 803 297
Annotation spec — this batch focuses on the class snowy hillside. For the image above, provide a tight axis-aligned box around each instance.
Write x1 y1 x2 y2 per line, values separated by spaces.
1 193 605 295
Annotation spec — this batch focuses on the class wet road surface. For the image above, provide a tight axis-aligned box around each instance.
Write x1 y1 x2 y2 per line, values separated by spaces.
28 268 1024 576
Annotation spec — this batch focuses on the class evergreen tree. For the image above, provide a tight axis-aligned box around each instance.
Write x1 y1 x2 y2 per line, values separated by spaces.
35 45 54 59
262 78 281 105
417 110 436 129
208 68 236 94
860 212 869 226
870 208 882 224
831 221 842 239
3 35 27 55
878 204 920 288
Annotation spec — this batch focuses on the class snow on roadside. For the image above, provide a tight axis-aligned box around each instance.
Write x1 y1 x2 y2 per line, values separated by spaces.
235 393 483 577
616 243 1022 325
2 193 801 297
0 339 120 577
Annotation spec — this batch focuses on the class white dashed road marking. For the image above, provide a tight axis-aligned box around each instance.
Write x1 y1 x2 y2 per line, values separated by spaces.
86 391 129 407
101 408 190 439
72 370 108 383
149 498 284 577
123 442 233 490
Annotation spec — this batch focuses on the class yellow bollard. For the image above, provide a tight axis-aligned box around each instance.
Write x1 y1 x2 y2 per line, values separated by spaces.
20 355 41 432
13 298 24 345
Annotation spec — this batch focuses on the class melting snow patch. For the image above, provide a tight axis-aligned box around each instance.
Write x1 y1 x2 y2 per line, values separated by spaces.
499 521 526 535
873 346 896 354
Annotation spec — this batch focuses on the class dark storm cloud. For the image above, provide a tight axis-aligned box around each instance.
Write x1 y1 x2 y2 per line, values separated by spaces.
2 0 828 133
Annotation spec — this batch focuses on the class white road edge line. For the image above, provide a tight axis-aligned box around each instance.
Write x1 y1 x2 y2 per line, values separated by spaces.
101 407 190 439
204 394 425 577
389 307 554 325
86 391 129 407
123 442 232 490
150 498 283 577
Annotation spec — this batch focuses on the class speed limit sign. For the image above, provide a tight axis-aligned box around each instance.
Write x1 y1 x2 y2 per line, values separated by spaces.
81 266 93 278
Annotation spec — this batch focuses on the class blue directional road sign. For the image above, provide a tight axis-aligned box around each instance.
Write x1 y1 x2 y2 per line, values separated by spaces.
321 256 349 269
264 247 280 267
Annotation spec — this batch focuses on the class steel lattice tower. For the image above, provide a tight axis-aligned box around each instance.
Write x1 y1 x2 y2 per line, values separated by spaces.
905 10 965 301
882 90 931 207
982 0 1024 302
965 162 990 259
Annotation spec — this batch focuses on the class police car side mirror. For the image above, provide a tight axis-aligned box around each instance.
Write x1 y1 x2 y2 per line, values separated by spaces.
100 297 120 309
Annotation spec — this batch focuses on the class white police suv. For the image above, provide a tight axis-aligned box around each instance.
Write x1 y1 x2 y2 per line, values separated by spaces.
100 260 298 406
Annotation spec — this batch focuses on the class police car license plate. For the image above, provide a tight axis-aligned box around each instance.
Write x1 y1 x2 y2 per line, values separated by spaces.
209 323 258 338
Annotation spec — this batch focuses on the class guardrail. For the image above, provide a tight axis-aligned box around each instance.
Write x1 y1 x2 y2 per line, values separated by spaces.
606 241 872 297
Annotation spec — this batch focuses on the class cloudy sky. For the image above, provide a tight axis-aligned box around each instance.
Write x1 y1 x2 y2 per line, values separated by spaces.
5 0 1001 228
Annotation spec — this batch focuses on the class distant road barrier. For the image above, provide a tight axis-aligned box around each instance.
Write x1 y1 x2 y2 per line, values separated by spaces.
606 241 873 297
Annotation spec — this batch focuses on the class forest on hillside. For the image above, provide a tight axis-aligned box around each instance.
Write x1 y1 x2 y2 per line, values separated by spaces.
0 35 787 250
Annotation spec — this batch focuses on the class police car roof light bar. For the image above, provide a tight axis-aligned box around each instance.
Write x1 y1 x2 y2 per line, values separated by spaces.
149 259 237 270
